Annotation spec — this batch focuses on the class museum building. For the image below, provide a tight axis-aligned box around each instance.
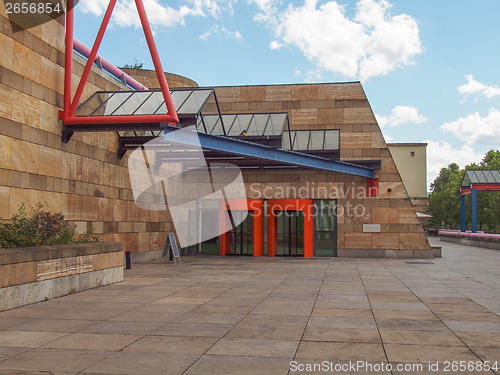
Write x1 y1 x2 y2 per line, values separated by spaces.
0 3 433 260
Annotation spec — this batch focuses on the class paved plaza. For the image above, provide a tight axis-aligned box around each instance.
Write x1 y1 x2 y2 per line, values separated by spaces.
0 237 499 374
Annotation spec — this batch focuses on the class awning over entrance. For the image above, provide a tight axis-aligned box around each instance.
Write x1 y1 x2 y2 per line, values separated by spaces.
161 126 374 177
61 0 375 180
63 88 375 178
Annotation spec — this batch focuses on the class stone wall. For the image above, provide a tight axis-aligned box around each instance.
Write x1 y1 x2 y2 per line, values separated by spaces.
0 242 123 311
0 6 179 256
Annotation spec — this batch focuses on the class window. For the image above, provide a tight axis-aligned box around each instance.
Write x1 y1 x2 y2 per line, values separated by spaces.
411 151 415 157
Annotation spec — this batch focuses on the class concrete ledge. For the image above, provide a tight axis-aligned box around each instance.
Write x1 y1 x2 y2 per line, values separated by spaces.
0 242 123 265
440 236 500 250
338 248 435 258
0 267 123 311
0 242 124 311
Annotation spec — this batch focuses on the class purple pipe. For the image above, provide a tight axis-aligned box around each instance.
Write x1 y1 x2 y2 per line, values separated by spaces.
73 38 148 91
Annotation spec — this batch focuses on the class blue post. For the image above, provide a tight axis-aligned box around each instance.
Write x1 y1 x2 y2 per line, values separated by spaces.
460 194 466 232
471 188 477 233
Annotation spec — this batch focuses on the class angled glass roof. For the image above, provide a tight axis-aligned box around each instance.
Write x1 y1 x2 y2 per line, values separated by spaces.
461 170 500 187
75 88 214 117
283 130 340 151
196 113 288 137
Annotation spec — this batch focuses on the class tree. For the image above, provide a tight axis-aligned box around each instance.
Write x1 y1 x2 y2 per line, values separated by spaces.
120 58 144 69
428 163 463 229
479 150 500 232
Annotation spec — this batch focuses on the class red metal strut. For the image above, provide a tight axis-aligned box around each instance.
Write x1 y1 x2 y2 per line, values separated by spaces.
61 0 179 125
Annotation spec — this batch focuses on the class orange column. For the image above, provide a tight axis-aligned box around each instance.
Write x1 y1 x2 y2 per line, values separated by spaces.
250 200 264 257
303 203 313 258
267 212 276 257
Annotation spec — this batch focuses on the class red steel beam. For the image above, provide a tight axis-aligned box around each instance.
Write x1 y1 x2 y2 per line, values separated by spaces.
62 0 179 128
62 0 75 121
471 184 500 190
69 0 117 117
461 184 500 195
63 114 178 125
135 0 179 125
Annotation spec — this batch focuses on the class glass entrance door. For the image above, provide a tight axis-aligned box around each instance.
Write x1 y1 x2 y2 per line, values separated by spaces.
228 211 254 256
276 211 304 256
313 200 337 257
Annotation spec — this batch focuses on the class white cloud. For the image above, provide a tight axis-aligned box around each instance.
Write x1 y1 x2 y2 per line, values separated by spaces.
458 74 500 99
199 25 242 40
79 0 109 15
269 40 282 49
254 0 422 81
441 108 500 145
199 30 212 40
248 0 279 24
376 105 427 128
425 140 482 189
79 0 232 28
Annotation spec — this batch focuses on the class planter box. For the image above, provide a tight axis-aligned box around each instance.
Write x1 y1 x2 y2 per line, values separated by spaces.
0 242 123 311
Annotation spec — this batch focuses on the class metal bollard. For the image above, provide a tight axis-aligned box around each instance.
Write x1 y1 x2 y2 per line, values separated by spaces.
125 251 131 270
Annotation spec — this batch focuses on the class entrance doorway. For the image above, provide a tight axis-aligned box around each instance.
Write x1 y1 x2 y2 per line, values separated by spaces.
219 199 264 256
227 211 254 255
275 211 304 256
267 199 313 257
313 200 337 257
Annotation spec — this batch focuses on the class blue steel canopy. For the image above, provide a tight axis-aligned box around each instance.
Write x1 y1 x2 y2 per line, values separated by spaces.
162 126 374 178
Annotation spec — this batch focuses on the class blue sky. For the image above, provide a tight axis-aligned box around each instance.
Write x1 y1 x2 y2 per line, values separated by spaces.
73 0 500 188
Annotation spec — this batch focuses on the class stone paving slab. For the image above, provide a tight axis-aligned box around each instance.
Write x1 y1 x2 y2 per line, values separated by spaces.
0 238 499 374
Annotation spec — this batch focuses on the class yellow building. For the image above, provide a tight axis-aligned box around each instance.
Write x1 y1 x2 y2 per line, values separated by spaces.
388 143 428 215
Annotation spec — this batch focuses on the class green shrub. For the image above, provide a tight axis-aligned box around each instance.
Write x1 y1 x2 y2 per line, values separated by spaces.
0 203 100 248
74 225 101 244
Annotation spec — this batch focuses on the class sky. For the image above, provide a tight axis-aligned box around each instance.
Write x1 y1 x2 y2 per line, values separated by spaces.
73 0 500 190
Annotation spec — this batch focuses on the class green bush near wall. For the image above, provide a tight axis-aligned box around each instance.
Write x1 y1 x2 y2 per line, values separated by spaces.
0 204 100 248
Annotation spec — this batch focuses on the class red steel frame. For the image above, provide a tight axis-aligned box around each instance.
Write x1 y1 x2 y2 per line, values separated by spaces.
366 177 379 197
61 0 179 125
460 184 500 196
267 199 313 258
219 199 264 257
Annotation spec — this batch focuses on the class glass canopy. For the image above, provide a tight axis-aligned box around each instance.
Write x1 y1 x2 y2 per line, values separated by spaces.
196 113 288 137
75 88 215 118
118 112 289 145
461 170 500 187
282 130 340 151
